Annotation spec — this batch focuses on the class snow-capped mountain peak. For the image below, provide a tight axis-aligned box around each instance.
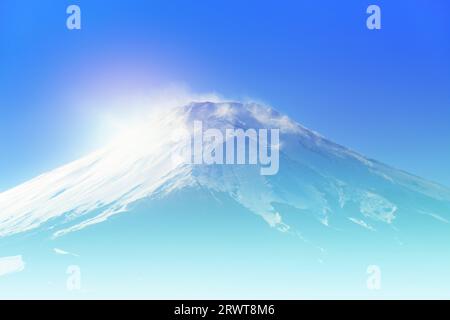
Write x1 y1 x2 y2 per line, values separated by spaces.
0 101 449 239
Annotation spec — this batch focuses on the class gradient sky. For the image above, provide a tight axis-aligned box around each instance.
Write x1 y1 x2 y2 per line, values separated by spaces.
0 0 449 191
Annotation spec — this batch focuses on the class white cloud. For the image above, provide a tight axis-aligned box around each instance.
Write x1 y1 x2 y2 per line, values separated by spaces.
0 255 25 277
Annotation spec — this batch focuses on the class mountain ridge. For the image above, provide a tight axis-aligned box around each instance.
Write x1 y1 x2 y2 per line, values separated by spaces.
0 101 449 239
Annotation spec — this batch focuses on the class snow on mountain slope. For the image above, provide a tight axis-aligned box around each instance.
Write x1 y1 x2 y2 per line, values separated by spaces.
0 101 449 238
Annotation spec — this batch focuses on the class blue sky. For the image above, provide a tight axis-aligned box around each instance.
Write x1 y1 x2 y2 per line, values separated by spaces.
1 0 449 190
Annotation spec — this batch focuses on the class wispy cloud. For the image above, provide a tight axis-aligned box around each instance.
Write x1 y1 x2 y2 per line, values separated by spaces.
53 248 80 257
349 217 376 231
419 210 449 224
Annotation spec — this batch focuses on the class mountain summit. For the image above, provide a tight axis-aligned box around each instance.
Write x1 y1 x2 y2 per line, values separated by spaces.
0 101 449 239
